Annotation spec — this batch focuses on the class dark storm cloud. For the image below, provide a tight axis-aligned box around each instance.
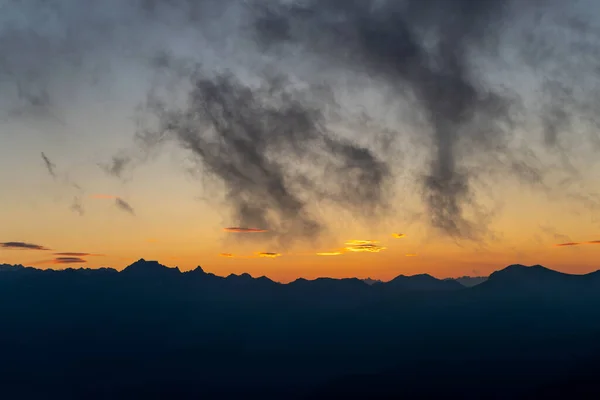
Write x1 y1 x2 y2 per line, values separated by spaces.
139 65 390 244
250 0 522 238
1 242 50 250
249 0 600 238
2 0 600 242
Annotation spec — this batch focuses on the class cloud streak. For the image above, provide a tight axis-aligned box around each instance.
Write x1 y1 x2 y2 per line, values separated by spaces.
219 252 282 259
315 239 390 256
256 252 282 259
1 242 50 251
555 241 600 247
115 198 135 215
392 233 406 239
53 252 103 257
51 257 86 264
316 251 344 256
344 240 387 253
554 242 581 247
223 227 268 233
39 153 85 214
91 195 135 215
41 152 56 178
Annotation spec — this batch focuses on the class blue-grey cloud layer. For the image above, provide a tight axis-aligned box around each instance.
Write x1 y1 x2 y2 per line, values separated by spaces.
1 0 599 242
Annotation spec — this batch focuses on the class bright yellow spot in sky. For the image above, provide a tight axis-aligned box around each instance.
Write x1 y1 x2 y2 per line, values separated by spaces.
316 251 344 256
344 240 386 253
256 252 281 258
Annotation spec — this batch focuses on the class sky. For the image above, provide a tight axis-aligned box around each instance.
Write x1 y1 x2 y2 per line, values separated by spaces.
1 0 600 283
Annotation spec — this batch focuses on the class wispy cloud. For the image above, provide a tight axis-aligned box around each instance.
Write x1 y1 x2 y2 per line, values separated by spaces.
41 152 56 178
256 252 282 258
539 225 572 243
70 196 84 216
40 154 84 215
344 240 387 253
316 251 344 256
219 252 282 259
99 154 131 178
51 257 86 264
91 194 135 215
405 253 418 257
223 227 268 233
392 233 406 239
1 242 50 250
315 239 388 256
115 198 135 215
554 242 581 247
53 252 103 257
554 240 600 247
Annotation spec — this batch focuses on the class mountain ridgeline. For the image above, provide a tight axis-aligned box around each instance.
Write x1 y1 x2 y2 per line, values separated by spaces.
1 260 600 399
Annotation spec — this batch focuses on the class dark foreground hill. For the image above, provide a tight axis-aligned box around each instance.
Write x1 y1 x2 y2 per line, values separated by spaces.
1 260 600 399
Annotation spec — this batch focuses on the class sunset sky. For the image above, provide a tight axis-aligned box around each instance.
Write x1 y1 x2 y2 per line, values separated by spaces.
1 0 599 283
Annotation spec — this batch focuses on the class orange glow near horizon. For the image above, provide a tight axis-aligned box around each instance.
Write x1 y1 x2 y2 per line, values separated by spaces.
5 241 599 284
3 179 600 284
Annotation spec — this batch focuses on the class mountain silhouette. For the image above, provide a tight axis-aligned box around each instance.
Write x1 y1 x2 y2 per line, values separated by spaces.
449 275 488 287
476 264 600 294
362 277 383 285
0 263 25 272
381 273 464 291
121 258 181 277
1 260 600 399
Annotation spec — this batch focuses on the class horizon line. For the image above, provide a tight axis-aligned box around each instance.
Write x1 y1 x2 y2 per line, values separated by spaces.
3 259 599 284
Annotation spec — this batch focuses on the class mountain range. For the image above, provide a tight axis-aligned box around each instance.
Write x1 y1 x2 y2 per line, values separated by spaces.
1 259 600 399
2 259 470 288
